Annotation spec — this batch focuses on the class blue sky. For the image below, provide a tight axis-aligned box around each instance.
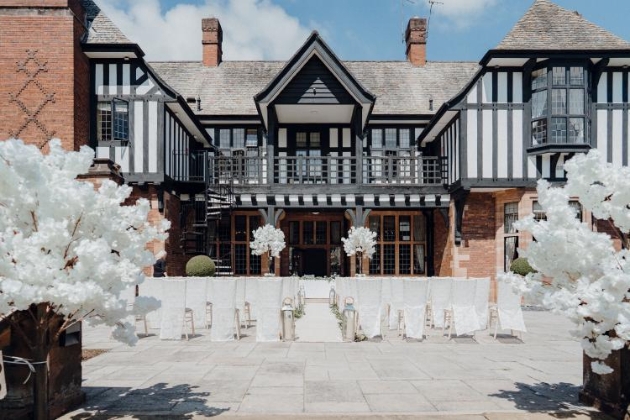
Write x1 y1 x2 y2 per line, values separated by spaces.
97 0 630 62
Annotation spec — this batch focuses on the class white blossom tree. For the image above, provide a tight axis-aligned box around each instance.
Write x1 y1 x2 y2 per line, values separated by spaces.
342 226 376 275
500 150 630 375
250 224 285 274
0 139 169 419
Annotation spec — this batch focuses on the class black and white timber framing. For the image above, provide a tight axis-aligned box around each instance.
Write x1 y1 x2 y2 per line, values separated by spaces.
91 60 211 184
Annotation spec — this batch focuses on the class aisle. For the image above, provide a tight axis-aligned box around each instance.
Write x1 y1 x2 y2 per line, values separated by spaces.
295 299 343 342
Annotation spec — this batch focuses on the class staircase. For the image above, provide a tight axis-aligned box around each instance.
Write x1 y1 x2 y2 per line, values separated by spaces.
179 155 235 276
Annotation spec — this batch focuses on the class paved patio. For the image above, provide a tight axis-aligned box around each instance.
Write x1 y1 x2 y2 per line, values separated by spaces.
61 301 610 419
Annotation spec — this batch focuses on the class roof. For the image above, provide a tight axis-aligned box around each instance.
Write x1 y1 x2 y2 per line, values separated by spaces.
495 0 630 51
149 60 479 117
81 0 134 45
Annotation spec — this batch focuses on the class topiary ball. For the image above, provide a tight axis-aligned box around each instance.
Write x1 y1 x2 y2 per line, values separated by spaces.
510 257 536 276
186 255 216 277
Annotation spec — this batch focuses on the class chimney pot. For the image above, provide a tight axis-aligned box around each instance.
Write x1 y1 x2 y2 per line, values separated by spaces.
202 17 222 67
405 17 427 67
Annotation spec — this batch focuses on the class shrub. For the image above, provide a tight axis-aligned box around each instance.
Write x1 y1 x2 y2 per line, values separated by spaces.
510 257 536 276
186 255 216 277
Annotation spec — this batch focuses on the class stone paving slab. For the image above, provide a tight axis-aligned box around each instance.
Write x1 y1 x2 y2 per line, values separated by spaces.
60 308 614 419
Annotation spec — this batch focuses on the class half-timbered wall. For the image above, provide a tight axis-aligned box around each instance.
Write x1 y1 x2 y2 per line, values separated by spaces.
92 61 170 182
460 70 530 184
165 109 201 182
595 69 630 167
438 118 460 185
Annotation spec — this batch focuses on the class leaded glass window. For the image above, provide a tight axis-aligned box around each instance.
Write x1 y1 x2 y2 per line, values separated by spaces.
531 65 589 146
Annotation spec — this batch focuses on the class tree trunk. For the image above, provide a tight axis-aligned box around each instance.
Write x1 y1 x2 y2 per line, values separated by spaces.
32 304 50 420
32 344 48 420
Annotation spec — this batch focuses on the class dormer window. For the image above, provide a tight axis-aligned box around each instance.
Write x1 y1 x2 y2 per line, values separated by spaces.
531 65 589 149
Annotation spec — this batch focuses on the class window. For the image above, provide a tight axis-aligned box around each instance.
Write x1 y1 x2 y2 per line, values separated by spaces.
215 127 260 152
504 203 519 234
533 200 582 222
504 203 519 271
368 212 426 275
369 127 418 150
97 99 129 141
209 213 261 276
531 65 589 146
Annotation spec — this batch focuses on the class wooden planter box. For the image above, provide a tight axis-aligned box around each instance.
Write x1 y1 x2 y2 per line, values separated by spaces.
580 349 630 419
0 311 84 420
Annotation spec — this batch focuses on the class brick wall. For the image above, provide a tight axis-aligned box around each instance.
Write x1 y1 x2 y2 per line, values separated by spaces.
447 193 497 294
0 2 88 151
433 209 452 277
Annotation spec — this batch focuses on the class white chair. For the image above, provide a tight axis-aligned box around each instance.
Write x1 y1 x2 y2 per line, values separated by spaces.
160 279 187 340
490 279 527 338
402 278 430 339
139 278 163 330
380 277 392 328
356 278 383 339
256 278 283 342
389 279 405 330
445 278 480 339
120 285 145 336
236 278 252 328
210 278 239 341
185 277 208 331
473 277 491 330
429 277 452 329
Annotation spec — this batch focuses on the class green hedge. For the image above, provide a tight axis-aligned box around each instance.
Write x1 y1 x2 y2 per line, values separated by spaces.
185 255 216 277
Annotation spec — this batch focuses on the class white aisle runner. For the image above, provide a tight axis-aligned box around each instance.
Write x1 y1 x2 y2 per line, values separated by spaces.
295 300 343 342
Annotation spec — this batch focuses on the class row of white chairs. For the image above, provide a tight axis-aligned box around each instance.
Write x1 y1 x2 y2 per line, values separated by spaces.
132 277 299 342
334 277 526 340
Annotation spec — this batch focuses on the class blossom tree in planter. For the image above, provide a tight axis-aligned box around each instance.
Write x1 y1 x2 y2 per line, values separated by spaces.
0 139 168 419
499 150 630 380
342 226 376 275
250 224 285 275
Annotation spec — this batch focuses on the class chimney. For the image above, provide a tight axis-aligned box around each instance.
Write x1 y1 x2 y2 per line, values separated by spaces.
405 17 427 66
202 17 222 67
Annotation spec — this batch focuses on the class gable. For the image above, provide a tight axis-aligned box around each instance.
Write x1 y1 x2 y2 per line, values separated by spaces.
275 56 355 105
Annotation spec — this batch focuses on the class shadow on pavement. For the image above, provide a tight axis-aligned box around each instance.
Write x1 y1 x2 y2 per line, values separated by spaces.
69 383 229 419
489 382 612 419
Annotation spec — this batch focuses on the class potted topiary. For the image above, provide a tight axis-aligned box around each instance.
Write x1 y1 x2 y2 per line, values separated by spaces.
186 255 216 277
509 257 536 277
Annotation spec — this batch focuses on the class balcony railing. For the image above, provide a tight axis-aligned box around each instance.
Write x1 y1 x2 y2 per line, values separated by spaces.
207 155 447 186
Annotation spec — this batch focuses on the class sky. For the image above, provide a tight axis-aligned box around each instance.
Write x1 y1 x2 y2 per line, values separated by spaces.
94 0 630 63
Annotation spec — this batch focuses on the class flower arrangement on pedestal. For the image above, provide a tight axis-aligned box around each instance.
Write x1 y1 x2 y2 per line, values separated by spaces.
341 226 376 275
250 224 286 275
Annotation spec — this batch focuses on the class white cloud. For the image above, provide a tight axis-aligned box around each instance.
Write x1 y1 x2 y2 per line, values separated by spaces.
423 0 498 29
95 0 312 61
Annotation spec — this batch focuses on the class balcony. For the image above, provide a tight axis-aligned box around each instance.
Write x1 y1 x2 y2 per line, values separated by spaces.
208 155 447 186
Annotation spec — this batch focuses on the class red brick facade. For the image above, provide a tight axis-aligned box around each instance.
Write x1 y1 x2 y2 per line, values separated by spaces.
0 0 89 151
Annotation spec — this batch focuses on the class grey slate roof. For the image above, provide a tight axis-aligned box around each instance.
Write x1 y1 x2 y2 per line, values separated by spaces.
496 0 630 50
149 60 479 116
81 0 134 45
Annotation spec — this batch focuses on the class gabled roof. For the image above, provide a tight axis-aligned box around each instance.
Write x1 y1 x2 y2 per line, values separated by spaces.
495 0 630 51
254 31 376 129
149 60 479 118
81 0 133 45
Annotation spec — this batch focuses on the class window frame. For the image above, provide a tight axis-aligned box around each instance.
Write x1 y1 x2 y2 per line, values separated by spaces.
97 98 129 144
530 63 590 148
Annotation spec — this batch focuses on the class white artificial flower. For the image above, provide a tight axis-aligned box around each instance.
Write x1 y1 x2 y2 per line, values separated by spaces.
250 224 286 258
341 226 376 259
0 139 169 346
498 150 630 374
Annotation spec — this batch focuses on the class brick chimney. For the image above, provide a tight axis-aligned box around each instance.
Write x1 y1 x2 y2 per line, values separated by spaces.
202 17 222 67
405 17 427 66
